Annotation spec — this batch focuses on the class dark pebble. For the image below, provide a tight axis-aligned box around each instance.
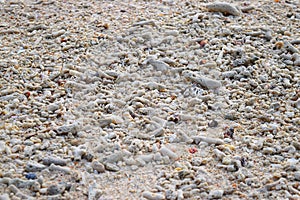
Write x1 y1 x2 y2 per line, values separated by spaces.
47 185 60 195
25 173 37 180
208 120 218 128
82 153 94 162
47 184 66 195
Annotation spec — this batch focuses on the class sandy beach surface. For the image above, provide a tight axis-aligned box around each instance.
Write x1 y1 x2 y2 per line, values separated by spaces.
0 0 300 199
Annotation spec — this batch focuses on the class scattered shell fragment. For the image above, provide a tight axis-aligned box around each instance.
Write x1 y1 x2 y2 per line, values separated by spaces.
193 136 224 145
206 2 241 16
0 0 299 199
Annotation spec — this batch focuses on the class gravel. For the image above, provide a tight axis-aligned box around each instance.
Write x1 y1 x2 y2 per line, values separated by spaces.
0 0 299 199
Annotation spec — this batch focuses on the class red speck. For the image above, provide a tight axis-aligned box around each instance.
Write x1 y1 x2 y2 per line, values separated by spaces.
60 38 68 43
198 39 208 48
188 147 198 154
57 79 66 86
200 59 207 64
168 114 180 123
24 91 31 98
224 127 234 139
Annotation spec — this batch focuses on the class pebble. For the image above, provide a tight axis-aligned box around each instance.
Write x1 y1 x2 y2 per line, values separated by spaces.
153 152 163 162
91 161 105 173
0 194 10 200
284 41 299 54
137 154 154 163
133 20 156 27
152 127 165 137
292 141 300 150
25 173 37 180
147 58 170 71
49 164 71 174
294 172 300 181
43 156 68 166
292 53 300 66
0 141 6 154
8 185 34 200
201 61 217 69
51 29 66 38
104 163 120 172
47 184 66 195
197 76 222 90
222 155 232 165
159 145 178 160
19 179 39 191
26 162 47 172
56 123 79 135
142 191 165 200
262 147 276 155
72 146 86 161
193 136 224 145
105 151 124 163
208 190 224 199
213 149 226 160
183 71 222 90
222 71 237 79
206 2 241 16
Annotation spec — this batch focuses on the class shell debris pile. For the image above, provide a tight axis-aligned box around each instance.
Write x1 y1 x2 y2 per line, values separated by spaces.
0 0 300 199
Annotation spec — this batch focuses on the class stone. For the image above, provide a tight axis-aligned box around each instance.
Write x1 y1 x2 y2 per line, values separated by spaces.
104 163 120 172
222 156 232 165
142 191 165 200
56 123 79 135
92 161 105 173
47 184 66 195
0 193 10 200
294 171 300 181
159 145 178 160
206 2 241 16
42 156 68 166
193 136 224 145
208 190 224 199
0 141 6 154
25 162 47 172
147 59 170 71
